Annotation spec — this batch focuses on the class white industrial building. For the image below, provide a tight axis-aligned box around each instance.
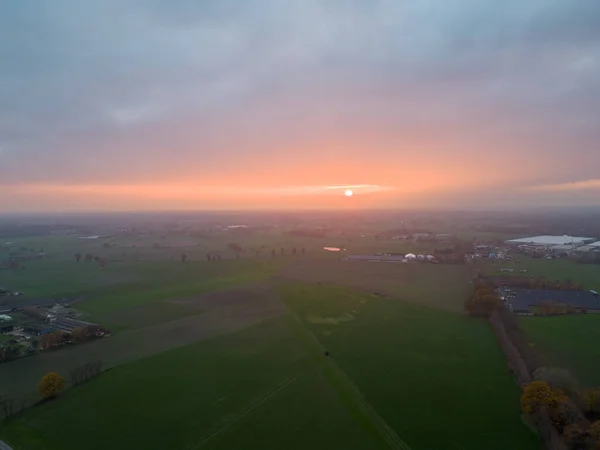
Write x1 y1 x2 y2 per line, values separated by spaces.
505 235 596 247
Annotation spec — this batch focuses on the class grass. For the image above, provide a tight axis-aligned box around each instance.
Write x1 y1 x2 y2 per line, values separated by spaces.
0 285 286 404
520 314 600 387
275 281 541 450
476 255 600 290
0 317 383 450
203 369 384 450
87 302 204 331
279 260 472 312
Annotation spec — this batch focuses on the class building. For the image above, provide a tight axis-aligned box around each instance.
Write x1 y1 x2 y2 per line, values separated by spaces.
505 235 596 247
507 235 595 246
344 254 407 262
500 288 600 314
48 318 100 333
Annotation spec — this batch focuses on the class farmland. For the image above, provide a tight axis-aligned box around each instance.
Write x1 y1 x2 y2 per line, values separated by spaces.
0 284 286 404
520 315 600 387
0 317 384 450
279 259 472 311
1 282 541 450
274 281 540 450
475 254 600 289
1 226 547 449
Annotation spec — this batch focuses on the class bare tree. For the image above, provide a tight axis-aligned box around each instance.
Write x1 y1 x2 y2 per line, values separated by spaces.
0 394 15 420
75 253 82 262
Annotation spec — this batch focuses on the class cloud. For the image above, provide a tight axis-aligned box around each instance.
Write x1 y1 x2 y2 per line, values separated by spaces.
1 0 600 209
531 179 600 191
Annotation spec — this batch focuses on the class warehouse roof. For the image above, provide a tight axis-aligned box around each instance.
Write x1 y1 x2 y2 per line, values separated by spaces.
505 235 595 246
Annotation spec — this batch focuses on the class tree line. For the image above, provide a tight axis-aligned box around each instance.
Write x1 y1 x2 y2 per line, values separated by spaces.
466 277 600 449
521 373 600 450
1 360 102 422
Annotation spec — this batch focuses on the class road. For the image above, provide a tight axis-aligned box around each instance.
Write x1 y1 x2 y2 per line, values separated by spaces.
0 439 14 450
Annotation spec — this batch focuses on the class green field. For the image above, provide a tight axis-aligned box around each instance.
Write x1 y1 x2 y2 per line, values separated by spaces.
520 315 600 387
88 301 202 331
1 284 540 450
274 282 540 450
0 317 385 450
476 255 600 290
1 232 544 449
279 260 472 312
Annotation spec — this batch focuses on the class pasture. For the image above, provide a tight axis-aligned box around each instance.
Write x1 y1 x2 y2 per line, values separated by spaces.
0 284 286 404
0 230 545 449
520 315 600 387
275 281 541 450
476 255 600 290
0 317 384 450
278 259 472 312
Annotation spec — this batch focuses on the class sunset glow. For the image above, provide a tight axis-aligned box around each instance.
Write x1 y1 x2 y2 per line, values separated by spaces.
345 189 353 197
1 1 599 212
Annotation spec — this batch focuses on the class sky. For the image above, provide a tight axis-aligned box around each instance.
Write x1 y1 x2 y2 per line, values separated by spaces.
1 0 599 211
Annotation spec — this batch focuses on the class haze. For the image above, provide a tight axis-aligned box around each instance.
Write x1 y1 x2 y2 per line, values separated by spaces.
1 1 599 211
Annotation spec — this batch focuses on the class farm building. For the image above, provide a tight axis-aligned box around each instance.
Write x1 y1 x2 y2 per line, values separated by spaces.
48 318 102 333
500 288 600 314
505 235 595 247
344 254 407 262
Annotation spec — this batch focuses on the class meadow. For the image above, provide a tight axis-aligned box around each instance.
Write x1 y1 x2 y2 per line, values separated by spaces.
1 230 544 449
279 259 472 311
0 283 286 404
476 255 600 289
274 282 540 450
0 317 385 450
520 314 600 387
2 282 541 450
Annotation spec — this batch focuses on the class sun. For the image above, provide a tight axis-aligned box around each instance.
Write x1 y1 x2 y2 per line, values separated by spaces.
344 189 353 197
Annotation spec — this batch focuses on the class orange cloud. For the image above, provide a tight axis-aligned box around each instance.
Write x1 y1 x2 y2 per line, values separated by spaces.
531 179 600 191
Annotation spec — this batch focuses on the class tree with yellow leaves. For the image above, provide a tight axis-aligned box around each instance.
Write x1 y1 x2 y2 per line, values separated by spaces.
589 421 600 440
38 372 65 399
520 381 560 413
585 389 600 413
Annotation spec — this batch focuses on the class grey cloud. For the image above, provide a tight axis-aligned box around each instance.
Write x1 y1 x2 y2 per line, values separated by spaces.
0 0 599 191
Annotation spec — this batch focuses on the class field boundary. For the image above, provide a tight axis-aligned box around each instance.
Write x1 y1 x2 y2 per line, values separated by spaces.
489 310 566 450
188 375 298 449
284 312 412 450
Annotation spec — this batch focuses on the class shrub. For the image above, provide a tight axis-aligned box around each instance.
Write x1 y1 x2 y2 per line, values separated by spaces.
585 389 600 413
563 423 591 449
589 421 600 440
549 398 583 432
521 381 559 413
